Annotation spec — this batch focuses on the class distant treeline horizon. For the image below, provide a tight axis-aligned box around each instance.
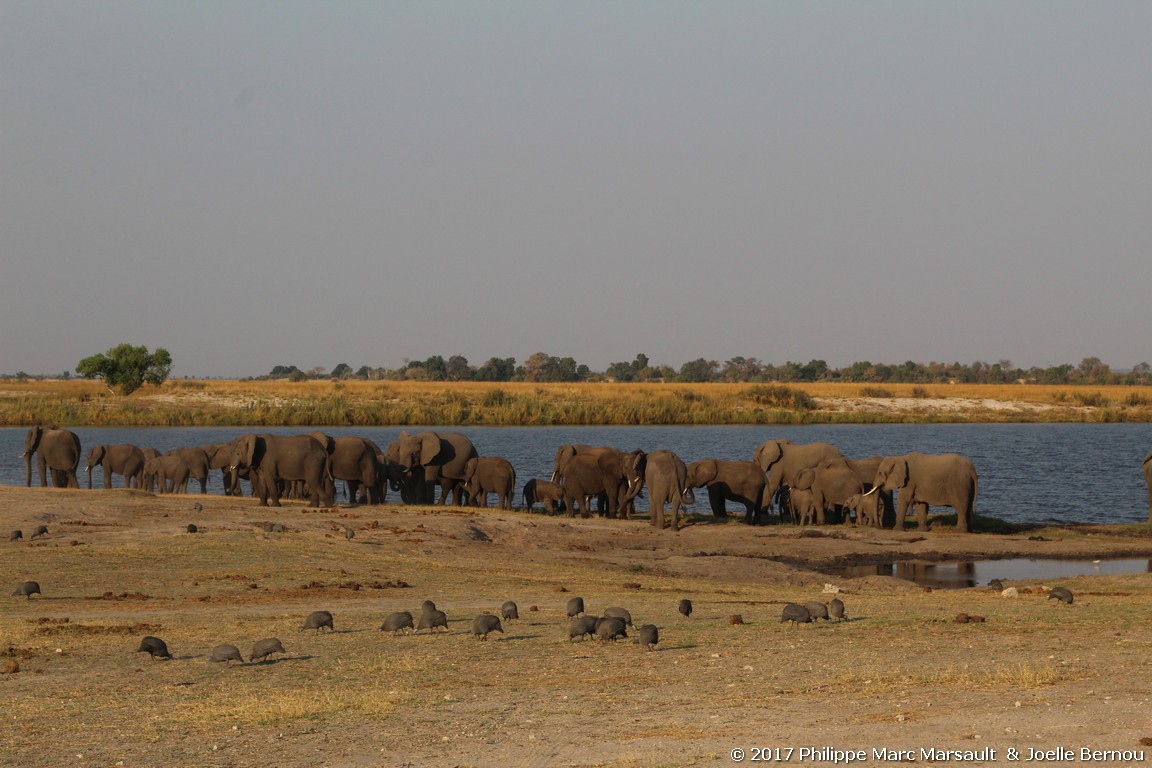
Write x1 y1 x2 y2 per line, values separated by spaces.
254 353 1149 386
7 353 1149 387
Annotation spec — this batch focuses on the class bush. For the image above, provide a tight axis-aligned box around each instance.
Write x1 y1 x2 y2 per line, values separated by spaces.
76 344 172 395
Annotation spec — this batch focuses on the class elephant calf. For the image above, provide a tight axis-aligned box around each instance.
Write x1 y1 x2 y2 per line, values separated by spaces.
462 456 516 510
523 479 564 514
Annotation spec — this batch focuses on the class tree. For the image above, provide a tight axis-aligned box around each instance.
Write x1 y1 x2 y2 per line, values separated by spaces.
76 344 173 395
678 358 717 383
330 363 352 379
474 357 516 382
446 355 473 381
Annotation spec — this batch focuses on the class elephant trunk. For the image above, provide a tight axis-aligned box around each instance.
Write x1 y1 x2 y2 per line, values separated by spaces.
86 465 94 489
24 453 32 487
681 487 696 505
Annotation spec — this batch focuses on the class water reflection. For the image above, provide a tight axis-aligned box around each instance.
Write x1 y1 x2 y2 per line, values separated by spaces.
834 558 1152 588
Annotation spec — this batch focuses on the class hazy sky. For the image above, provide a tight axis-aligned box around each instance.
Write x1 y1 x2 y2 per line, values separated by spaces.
3 2 1150 378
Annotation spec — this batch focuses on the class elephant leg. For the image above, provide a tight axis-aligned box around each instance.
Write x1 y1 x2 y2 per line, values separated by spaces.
915 500 930 530
708 486 726 518
892 492 910 529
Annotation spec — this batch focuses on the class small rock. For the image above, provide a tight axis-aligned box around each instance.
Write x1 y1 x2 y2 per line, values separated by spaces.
727 614 744 626
1001 587 1019 598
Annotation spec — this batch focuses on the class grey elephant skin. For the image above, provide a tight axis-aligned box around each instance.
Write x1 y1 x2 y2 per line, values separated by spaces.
462 456 516 509
1144 452 1152 523
22 426 81 488
318 435 384 505
229 434 334 508
143 455 190 494
560 448 646 519
393 431 478 505
165 447 210 494
203 443 241 495
786 486 819 526
793 464 863 525
684 459 766 524
869 452 978 532
86 444 145 490
753 440 849 506
522 478 564 514
644 449 693 529
842 492 883 527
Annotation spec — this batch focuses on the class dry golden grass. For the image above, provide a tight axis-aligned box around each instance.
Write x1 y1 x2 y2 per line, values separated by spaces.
4 379 1152 426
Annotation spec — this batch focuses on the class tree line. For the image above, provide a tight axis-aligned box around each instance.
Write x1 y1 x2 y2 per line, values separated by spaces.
259 354 1152 386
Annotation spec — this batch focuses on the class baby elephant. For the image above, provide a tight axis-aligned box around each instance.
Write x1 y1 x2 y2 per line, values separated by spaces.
250 638 286 663
523 479 564 514
300 610 334 633
462 456 516 510
471 614 504 640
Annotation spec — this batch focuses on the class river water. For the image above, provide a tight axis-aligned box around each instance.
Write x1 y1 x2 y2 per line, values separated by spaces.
3 423 1151 527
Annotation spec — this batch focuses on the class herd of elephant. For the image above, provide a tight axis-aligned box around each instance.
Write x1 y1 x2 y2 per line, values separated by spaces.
20 425 986 532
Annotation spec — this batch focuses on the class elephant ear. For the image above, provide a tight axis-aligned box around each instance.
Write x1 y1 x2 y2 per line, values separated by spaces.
888 458 910 488
692 460 718 487
419 432 442 465
1145 451 1152 467
309 431 335 455
755 441 783 471
795 468 816 491
243 434 259 468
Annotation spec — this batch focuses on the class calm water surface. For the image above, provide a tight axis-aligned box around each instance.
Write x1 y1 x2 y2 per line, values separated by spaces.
3 423 1151 527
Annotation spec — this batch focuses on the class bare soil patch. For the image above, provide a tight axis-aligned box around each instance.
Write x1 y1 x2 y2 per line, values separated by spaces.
4 486 1152 767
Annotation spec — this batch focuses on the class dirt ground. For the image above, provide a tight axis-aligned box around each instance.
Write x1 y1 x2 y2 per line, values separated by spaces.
4 486 1152 767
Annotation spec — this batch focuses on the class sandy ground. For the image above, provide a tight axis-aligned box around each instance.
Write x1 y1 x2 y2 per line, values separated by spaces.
4 486 1152 767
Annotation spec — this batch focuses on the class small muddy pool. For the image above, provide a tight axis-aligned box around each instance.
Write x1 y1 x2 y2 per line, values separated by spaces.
831 558 1152 589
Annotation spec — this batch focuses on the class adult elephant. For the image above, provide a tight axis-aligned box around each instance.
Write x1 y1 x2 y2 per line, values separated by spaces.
203 443 242 496
166 447 210 494
228 434 334 508
462 456 516 510
644 450 694 530
143 455 190 494
793 463 863 525
392 431 478 505
560 449 646 519
753 439 849 502
85 444 145 490
1144 452 1152 523
312 434 381 505
868 452 978 532
22 426 81 488
684 459 767 525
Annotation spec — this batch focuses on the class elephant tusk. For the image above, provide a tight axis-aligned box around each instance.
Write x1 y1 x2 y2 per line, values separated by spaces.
863 486 878 497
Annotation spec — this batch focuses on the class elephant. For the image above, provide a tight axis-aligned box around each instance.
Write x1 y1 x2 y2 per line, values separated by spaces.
392 431 478 505
560 449 646 519
683 459 767 524
523 479 564 514
1144 452 1152 523
787 486 819 525
228 434 335 508
846 456 894 527
793 463 864 525
842 492 882 527
868 452 978 532
316 435 382 505
552 444 642 517
753 439 849 503
143 455 190 494
165 447 210 493
85 444 145 489
203 443 242 495
462 456 516 509
644 449 694 530
22 426 81 489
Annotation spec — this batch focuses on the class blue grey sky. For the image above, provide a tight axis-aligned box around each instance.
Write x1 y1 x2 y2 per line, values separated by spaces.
3 2 1150 378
